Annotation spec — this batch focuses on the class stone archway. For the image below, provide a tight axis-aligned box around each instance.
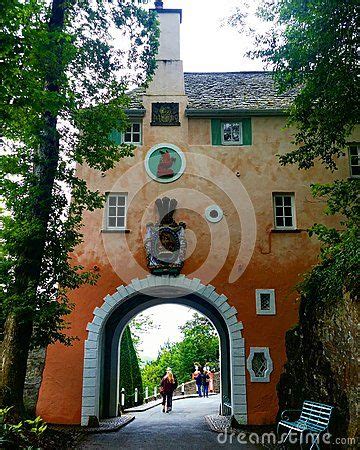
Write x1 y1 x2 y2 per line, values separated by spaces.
81 275 247 426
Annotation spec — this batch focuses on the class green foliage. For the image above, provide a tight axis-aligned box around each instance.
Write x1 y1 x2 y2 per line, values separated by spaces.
0 407 47 448
300 179 359 302
229 0 359 170
228 0 359 304
141 313 219 393
129 313 159 359
270 0 359 171
0 0 159 346
119 326 144 408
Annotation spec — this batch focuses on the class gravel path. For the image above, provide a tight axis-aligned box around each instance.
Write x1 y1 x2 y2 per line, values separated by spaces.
79 395 260 449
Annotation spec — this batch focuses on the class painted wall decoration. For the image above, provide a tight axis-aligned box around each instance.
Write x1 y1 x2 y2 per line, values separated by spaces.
205 205 224 223
144 197 187 276
151 102 180 126
145 143 186 183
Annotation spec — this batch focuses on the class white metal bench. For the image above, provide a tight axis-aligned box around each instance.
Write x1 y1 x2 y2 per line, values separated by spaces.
277 400 333 449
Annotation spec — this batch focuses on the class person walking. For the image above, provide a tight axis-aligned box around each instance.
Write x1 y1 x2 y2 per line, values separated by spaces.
160 368 178 413
202 370 210 398
195 369 203 397
208 369 214 393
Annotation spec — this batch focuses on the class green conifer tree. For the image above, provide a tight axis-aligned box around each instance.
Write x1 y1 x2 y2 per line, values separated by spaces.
119 327 144 408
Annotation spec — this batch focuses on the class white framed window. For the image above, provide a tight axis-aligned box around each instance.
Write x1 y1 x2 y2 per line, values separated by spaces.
247 347 273 382
349 145 360 177
105 194 127 230
221 122 243 145
255 289 276 315
123 122 142 144
273 193 296 230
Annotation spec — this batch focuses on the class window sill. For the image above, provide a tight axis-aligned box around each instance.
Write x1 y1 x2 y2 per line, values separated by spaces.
213 144 251 147
271 229 303 234
101 229 131 234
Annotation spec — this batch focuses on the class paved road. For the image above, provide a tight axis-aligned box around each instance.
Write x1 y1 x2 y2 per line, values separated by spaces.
79 395 260 449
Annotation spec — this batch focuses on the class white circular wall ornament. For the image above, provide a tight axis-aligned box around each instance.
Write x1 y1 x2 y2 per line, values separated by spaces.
145 143 186 183
205 205 223 223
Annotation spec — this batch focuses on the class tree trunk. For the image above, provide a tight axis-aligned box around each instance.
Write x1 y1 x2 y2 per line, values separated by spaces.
1 314 33 418
0 0 66 417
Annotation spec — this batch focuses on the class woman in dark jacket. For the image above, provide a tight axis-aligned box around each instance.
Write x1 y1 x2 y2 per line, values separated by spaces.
195 371 203 397
160 368 178 413
201 370 210 398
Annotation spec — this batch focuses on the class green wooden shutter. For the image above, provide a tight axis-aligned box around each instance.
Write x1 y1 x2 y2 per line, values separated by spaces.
109 129 122 145
211 119 222 145
242 118 252 145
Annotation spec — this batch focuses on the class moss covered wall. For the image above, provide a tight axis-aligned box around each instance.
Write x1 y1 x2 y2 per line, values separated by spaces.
277 293 359 443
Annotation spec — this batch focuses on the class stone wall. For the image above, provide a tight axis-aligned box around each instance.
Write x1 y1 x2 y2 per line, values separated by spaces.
24 348 47 415
0 344 46 415
145 372 221 402
277 293 359 444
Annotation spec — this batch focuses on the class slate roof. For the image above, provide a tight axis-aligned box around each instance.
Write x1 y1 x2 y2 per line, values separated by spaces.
127 87 145 110
127 71 295 113
184 72 294 112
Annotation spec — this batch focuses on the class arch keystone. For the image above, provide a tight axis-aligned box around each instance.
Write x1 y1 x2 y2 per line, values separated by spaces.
146 275 157 287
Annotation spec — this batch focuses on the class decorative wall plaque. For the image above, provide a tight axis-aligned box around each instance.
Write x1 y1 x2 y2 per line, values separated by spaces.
145 197 187 276
205 205 224 223
145 143 186 183
151 102 180 126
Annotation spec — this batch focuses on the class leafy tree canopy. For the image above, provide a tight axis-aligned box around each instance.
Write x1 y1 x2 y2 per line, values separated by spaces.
227 0 359 302
129 313 159 359
228 0 359 170
0 0 158 414
141 313 219 392
0 0 159 346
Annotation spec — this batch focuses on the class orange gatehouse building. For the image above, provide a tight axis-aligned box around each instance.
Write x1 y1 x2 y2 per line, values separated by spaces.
36 2 357 426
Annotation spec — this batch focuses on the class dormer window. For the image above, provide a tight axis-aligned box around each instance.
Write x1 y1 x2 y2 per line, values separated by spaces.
123 122 142 145
222 122 243 145
211 118 252 146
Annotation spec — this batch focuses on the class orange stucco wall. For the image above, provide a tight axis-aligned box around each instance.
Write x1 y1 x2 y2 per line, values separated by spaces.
36 104 358 425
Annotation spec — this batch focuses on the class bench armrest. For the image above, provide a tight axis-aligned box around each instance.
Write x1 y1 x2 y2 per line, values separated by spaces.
280 409 302 421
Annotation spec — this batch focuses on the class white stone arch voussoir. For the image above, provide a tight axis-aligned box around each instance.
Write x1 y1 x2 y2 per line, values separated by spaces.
81 274 247 426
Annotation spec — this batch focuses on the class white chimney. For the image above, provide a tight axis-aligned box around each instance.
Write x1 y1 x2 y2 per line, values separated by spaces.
146 2 185 95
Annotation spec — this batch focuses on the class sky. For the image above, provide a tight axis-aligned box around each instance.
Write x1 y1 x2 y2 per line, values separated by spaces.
134 0 262 359
146 0 264 72
135 304 206 360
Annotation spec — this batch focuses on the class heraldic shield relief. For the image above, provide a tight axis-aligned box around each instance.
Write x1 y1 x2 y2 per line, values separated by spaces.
145 197 187 276
145 144 186 183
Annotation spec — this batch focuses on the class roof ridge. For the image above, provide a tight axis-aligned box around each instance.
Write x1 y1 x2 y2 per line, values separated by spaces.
184 71 273 75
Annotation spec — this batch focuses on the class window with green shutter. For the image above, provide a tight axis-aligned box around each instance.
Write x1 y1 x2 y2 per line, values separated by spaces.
109 121 142 145
211 118 252 146
109 129 122 145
